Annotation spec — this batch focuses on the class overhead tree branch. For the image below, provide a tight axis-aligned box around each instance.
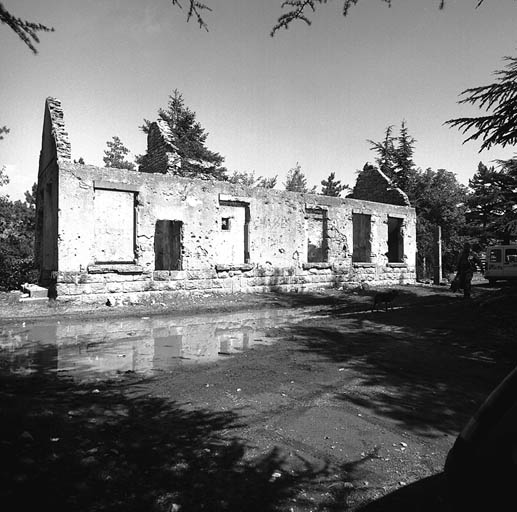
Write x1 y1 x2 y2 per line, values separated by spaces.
446 56 517 151
270 0 489 36
0 126 10 140
0 3 54 54
171 0 212 31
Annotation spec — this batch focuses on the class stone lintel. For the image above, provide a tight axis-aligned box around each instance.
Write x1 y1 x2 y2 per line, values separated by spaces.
94 180 141 192
219 194 250 205
305 203 329 211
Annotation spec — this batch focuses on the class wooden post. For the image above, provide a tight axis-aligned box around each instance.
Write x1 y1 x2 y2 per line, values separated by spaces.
433 225 442 285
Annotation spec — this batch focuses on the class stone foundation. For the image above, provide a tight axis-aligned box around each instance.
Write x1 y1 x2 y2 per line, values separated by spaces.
53 263 415 303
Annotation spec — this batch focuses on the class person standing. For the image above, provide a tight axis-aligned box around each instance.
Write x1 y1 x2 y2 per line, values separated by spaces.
456 242 482 299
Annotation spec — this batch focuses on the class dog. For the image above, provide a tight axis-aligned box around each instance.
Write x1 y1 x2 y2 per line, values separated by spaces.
372 289 399 312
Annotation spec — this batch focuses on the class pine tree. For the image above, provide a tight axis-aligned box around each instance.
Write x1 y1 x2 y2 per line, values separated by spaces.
368 122 418 194
321 172 349 197
284 163 308 192
466 163 503 241
103 136 136 171
393 120 417 193
368 125 397 180
447 55 517 151
141 90 226 180
492 157 517 243
464 158 517 244
257 175 277 189
227 171 277 188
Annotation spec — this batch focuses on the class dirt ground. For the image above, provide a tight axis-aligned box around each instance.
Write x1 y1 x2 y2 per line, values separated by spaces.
1 280 516 511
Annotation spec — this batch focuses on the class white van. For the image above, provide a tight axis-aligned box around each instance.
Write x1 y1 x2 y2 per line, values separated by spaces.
484 245 517 285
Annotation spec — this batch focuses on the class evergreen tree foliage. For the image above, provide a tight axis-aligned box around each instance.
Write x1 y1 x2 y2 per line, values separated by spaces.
0 126 9 140
465 162 508 243
257 175 278 189
446 55 517 151
393 120 417 192
73 157 85 165
368 122 417 193
0 0 490 52
270 0 480 35
491 157 517 242
320 172 349 196
227 170 277 188
412 168 468 277
170 0 212 30
141 90 227 180
0 166 8 188
367 123 469 276
24 182 37 208
0 176 37 290
368 125 396 180
0 3 54 54
463 157 517 244
227 171 257 187
103 136 136 171
284 163 308 192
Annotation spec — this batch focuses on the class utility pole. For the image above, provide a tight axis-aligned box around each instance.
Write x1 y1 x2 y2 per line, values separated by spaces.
433 225 442 285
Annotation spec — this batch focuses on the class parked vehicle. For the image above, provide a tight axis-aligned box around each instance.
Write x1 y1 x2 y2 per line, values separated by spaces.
484 244 517 285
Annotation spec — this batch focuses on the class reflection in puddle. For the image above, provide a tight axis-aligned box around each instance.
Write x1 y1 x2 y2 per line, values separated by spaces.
0 309 301 380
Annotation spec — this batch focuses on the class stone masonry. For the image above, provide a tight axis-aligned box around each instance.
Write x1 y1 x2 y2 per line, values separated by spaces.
36 97 417 304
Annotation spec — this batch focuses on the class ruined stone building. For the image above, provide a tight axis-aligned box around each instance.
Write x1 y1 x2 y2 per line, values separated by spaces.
36 98 417 303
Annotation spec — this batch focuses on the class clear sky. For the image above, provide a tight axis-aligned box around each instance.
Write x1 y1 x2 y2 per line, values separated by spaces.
1 0 516 199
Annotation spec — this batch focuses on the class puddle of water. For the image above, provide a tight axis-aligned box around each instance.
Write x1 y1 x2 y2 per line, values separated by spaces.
0 309 306 380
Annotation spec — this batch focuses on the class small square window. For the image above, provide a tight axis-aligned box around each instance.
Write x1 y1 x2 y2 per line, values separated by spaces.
221 217 231 231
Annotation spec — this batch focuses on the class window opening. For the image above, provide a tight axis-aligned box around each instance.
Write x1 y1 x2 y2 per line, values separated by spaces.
221 217 231 231
94 189 136 263
306 209 328 263
218 201 250 264
387 217 404 263
154 220 182 270
352 213 371 263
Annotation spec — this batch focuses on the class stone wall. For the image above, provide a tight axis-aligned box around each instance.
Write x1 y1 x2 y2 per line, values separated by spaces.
138 120 181 175
36 97 418 303
52 161 417 303
36 97 71 281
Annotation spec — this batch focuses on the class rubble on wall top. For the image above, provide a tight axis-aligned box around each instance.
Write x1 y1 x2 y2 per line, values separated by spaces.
46 96 71 161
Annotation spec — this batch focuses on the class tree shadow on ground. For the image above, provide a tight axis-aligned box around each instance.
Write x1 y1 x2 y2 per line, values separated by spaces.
355 473 448 512
0 371 325 512
269 285 460 315
278 287 517 438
